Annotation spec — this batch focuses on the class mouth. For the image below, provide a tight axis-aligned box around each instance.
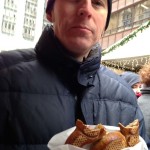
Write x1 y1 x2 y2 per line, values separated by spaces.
72 25 92 32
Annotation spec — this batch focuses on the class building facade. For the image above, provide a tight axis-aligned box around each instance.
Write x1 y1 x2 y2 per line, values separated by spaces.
101 0 150 50
0 0 48 51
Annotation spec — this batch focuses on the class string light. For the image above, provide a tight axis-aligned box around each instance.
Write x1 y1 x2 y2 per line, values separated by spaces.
102 55 150 73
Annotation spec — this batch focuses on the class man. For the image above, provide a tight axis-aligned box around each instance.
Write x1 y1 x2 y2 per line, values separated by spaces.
0 0 149 150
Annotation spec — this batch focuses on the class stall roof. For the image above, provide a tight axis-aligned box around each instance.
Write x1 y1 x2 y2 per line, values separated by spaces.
101 21 150 72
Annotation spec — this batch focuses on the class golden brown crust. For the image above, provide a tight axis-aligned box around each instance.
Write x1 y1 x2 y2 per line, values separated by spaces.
65 119 140 149
65 119 106 147
90 131 127 150
118 119 139 147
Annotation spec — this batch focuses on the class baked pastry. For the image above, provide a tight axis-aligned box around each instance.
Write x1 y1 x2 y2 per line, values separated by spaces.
118 119 139 147
90 131 127 150
65 119 106 147
65 119 139 149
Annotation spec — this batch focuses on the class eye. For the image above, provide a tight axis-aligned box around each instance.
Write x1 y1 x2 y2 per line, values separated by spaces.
92 0 105 7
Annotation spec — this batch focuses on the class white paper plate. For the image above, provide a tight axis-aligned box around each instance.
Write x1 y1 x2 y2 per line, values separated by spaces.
47 125 148 150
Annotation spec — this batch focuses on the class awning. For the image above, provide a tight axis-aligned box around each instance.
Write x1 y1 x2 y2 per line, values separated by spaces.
102 55 150 72
101 20 150 72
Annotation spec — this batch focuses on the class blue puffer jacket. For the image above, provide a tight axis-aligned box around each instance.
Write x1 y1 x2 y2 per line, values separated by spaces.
0 26 149 150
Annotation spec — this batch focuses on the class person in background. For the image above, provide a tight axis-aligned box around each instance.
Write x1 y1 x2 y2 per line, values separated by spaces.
138 62 150 138
0 0 149 149
120 71 142 98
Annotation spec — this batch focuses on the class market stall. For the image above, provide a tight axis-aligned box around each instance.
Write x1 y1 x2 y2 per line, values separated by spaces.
102 20 150 72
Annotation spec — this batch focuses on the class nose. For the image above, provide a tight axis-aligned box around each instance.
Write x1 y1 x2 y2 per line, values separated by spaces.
77 1 92 18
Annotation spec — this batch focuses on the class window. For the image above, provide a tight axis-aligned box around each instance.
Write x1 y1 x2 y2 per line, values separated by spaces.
122 8 132 28
22 0 38 40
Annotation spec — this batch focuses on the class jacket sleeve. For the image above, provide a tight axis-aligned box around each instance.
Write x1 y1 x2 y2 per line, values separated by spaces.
135 106 150 148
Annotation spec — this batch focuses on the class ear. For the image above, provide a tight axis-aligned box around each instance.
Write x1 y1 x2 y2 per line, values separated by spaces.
46 11 54 23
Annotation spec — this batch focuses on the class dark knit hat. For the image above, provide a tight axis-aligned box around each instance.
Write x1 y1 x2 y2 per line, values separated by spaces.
46 0 112 30
120 71 140 87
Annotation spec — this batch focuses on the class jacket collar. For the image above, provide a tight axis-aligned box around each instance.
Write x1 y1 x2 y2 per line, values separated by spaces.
35 25 101 86
141 87 150 94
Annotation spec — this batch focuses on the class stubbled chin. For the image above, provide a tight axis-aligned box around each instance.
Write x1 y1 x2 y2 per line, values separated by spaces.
72 36 96 47
66 38 93 51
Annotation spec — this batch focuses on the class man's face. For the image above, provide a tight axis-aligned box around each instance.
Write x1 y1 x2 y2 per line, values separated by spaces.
47 0 108 60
